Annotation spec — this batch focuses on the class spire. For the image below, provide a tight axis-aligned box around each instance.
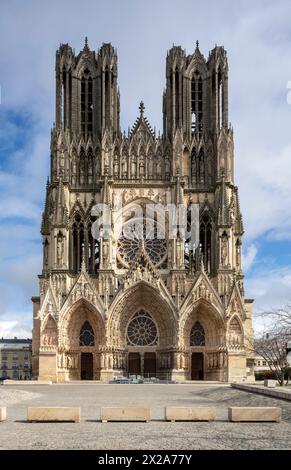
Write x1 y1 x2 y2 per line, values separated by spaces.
41 178 51 235
193 39 205 63
130 101 155 138
83 36 89 52
139 101 145 116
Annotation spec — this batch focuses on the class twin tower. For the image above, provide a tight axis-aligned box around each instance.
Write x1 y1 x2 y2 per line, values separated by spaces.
56 39 228 141
32 39 254 383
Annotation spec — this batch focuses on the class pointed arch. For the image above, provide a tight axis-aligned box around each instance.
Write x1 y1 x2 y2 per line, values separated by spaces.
59 298 105 350
70 212 84 272
107 281 178 348
200 210 212 273
180 298 225 348
228 314 244 345
41 314 58 347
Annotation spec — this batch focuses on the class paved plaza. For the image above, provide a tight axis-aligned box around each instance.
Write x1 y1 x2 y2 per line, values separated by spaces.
1 383 291 450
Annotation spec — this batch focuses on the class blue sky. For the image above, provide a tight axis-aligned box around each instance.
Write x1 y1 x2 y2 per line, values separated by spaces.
1 0 291 337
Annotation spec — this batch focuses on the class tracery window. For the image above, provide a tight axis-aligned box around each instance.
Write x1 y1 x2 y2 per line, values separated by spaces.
190 321 205 346
81 68 93 136
191 71 203 134
200 212 212 273
127 310 158 346
79 321 95 346
70 214 100 274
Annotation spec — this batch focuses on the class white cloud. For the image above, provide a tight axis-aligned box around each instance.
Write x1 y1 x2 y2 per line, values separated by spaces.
246 266 291 313
0 321 31 339
242 244 258 272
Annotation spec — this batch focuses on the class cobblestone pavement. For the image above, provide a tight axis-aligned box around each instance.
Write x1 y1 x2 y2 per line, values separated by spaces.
1 383 291 450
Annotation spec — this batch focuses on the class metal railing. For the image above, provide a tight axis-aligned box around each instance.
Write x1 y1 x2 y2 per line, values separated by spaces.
109 372 177 384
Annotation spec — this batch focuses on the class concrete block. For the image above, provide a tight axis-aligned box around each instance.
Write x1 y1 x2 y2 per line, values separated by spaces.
100 407 150 422
264 380 277 388
228 407 281 422
27 407 81 422
166 406 216 422
0 407 7 422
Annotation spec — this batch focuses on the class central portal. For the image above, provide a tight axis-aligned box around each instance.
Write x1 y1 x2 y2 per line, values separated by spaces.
81 352 93 380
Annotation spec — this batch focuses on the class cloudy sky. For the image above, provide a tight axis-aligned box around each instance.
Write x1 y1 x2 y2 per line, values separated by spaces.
0 0 291 337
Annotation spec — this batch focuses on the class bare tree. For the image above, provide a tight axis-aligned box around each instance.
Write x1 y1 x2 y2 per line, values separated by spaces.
253 324 290 386
259 304 291 330
250 305 291 386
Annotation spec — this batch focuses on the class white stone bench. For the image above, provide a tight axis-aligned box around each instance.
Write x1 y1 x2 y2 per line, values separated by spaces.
264 380 277 388
100 407 150 422
166 406 216 422
228 407 281 422
27 407 81 422
0 407 7 422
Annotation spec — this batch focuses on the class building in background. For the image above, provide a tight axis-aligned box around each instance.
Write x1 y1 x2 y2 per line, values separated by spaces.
0 338 32 380
32 39 254 382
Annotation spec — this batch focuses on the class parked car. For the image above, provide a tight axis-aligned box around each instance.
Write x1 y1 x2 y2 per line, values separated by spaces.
113 376 129 384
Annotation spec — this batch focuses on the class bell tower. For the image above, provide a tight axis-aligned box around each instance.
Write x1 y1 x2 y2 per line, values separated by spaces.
55 38 120 140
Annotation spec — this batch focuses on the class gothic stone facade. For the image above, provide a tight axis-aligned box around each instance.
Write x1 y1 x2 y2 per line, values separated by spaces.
32 40 254 382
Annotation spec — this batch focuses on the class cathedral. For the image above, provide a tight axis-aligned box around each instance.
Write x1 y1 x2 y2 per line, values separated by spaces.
32 39 254 382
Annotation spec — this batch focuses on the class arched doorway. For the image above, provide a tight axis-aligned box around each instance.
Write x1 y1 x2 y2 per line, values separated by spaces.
128 353 141 374
59 299 105 381
107 281 178 380
190 321 205 380
79 321 94 380
126 309 158 377
144 352 156 377
191 352 204 380
180 299 226 381
81 353 93 380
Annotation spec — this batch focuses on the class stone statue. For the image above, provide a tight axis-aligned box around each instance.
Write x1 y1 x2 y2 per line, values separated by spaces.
221 236 228 265
57 235 64 265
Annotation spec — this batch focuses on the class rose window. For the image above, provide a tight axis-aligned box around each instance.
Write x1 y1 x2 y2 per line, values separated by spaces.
117 218 167 268
127 310 158 346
